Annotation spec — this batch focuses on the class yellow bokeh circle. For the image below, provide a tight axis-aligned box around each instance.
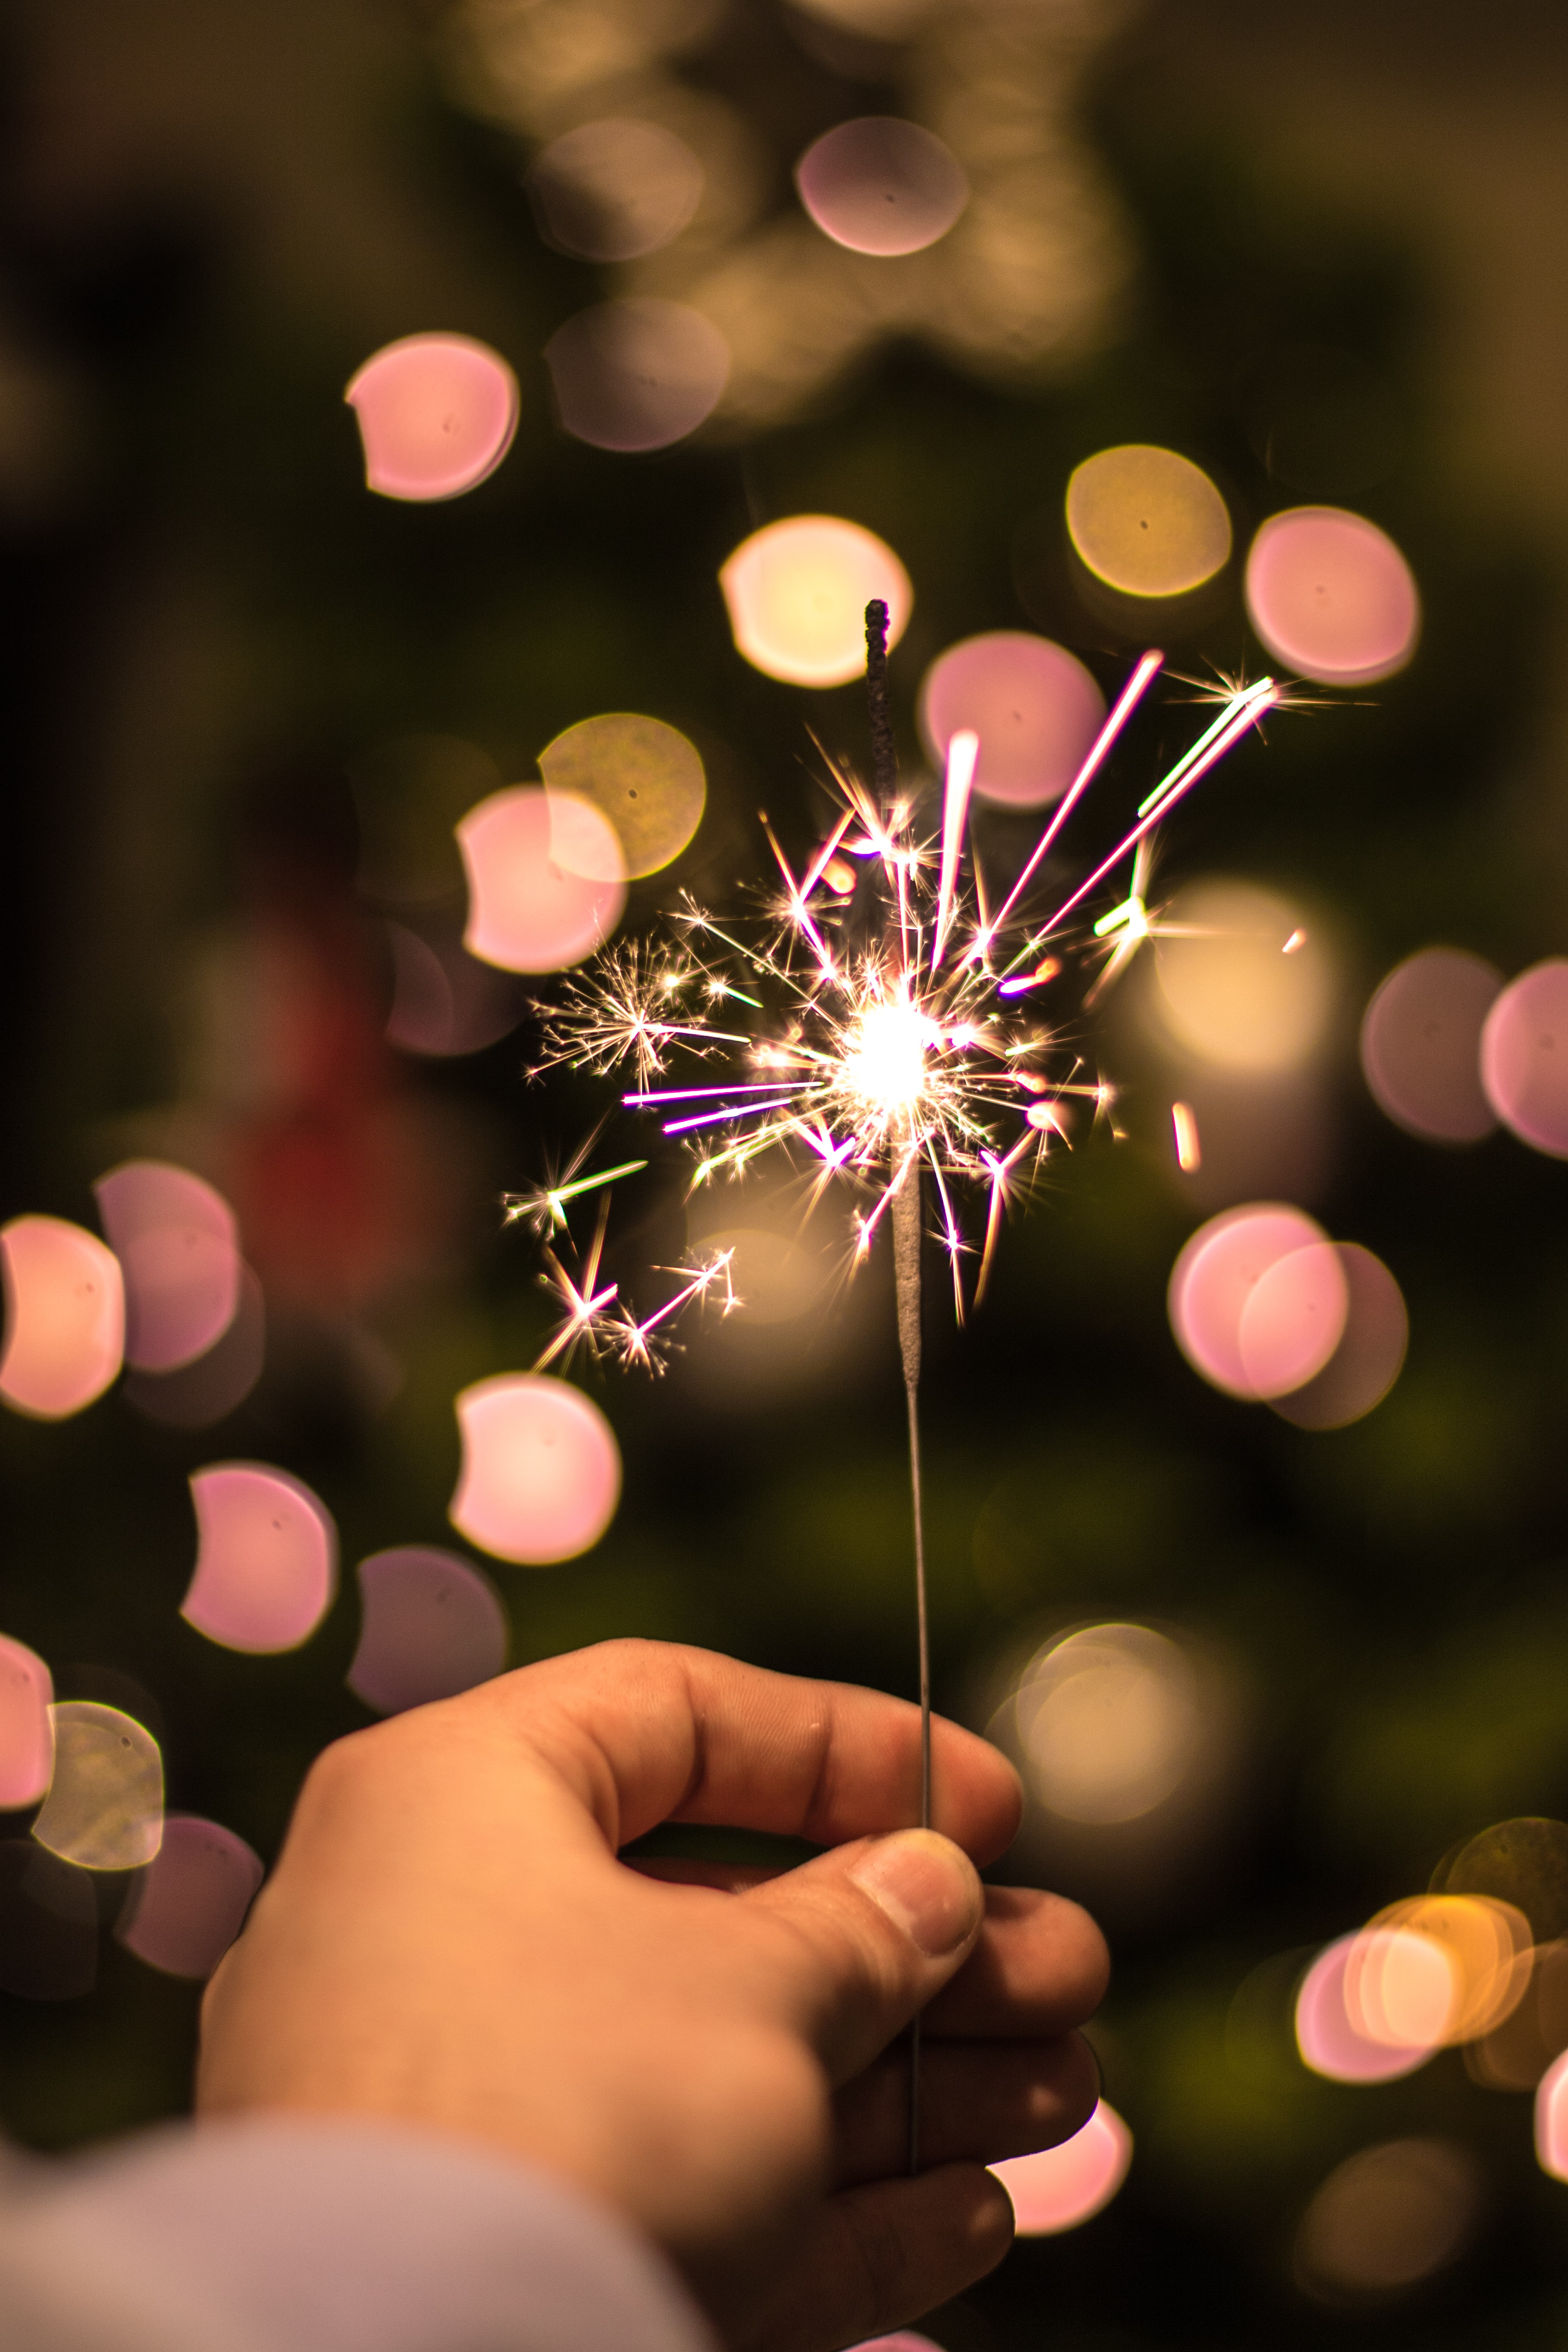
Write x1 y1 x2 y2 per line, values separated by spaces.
539 713 706 881
1066 444 1232 599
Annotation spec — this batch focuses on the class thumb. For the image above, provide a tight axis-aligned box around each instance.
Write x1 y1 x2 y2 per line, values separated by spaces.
742 1829 984 2089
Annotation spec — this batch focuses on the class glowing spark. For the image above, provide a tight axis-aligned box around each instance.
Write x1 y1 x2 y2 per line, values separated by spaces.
504 1158 649 1235
525 653 1281 1349
1283 927 1308 955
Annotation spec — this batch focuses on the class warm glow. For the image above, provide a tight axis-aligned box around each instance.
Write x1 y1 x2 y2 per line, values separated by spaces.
450 1374 622 1565
1351 1895 1531 2045
1361 947 1502 1143
93 1159 242 1373
116 1815 263 1979
1066 444 1231 598
1481 959 1568 1158
1015 1625 1200 1824
346 334 519 502
0 1214 125 1420
719 516 912 688
0 1635 53 1810
347 1546 509 1714
545 299 729 453
1296 1935 1437 2084
918 631 1105 810
182 1463 338 1654
458 786 627 974
1168 1204 1331 1399
1154 879 1329 1071
989 2103 1133 2233
1245 505 1420 686
1295 2139 1480 2303
32 1702 163 1873
843 998 934 1115
795 118 968 257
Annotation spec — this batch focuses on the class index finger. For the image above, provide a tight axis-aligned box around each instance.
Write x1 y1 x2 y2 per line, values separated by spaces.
486 1638 1022 1863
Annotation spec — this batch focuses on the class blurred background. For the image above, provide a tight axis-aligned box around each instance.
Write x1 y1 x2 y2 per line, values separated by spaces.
6 0 1568 2342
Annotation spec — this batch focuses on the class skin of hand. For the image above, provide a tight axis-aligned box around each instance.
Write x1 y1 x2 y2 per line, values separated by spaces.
197 1640 1109 2352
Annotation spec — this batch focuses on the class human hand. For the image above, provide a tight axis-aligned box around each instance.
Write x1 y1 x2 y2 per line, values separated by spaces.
197 1640 1107 2352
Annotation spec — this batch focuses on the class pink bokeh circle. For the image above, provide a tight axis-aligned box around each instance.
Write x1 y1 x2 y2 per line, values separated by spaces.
1245 505 1419 686
1271 1244 1409 1432
93 1160 242 1373
1236 1242 1349 1400
346 334 519 502
918 633 1105 809
458 787 626 974
1481 959 1568 1158
795 118 968 257
989 2103 1132 2234
183 1462 338 1655
0 1214 125 1421
0 1635 53 1810
1537 2048 1568 2180
116 1815 264 1979
544 299 729 453
1167 1204 1329 1400
1361 947 1502 1144
450 1375 622 1566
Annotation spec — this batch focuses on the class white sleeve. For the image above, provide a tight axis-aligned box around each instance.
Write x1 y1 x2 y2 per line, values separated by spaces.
0 2117 719 2352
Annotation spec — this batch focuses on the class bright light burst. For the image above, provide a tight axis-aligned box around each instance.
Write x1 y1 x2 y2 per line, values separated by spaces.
528 644 1282 1334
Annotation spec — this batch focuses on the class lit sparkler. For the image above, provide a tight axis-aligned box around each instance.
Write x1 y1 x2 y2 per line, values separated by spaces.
520 605 1281 2164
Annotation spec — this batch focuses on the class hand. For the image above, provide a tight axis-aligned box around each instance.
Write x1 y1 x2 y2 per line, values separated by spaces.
197 1640 1108 2352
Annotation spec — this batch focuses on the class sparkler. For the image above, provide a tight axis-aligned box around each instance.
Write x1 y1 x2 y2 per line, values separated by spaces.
520 608 1281 2164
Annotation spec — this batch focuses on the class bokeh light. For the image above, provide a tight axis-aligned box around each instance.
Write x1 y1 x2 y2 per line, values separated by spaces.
182 1462 338 1654
1236 1242 1349 1400
539 713 706 880
93 1159 242 1373
1294 2139 1480 2303
32 1701 163 1873
1480 959 1568 1157
1361 946 1502 1143
115 1815 263 1980
457 786 627 974
1537 2046 1568 2179
1065 445 1232 598
384 923 526 1060
0 1214 124 1421
794 118 968 257
544 299 729 453
1168 1204 1331 1398
1473 1939 1568 2090
528 119 704 262
450 1374 622 1565
1351 1894 1531 2044
1270 1244 1408 1430
1296 1935 1437 2084
1154 880 1329 1070
1014 1624 1200 1823
347 1546 509 1714
918 632 1105 810
0 1635 53 1810
989 2103 1133 2234
0 1843 97 2001
719 515 912 688
122 1264 266 1430
1245 505 1420 686
345 333 519 502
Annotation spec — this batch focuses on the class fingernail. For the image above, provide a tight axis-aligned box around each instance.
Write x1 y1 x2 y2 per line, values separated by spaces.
848 1829 982 1957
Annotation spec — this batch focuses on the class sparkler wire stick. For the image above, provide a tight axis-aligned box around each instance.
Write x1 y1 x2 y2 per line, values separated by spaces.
865 597 930 2177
